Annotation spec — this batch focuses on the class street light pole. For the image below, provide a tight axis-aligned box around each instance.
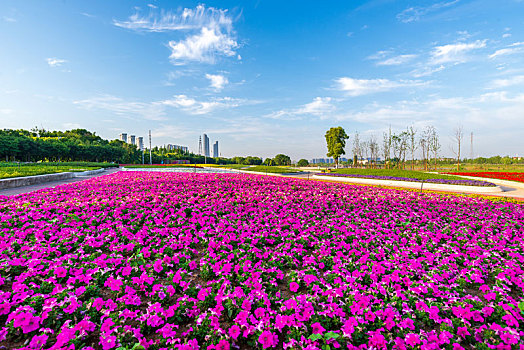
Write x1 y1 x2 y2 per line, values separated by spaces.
148 130 152 165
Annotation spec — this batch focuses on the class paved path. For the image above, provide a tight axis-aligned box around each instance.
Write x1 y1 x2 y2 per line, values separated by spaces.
0 168 121 196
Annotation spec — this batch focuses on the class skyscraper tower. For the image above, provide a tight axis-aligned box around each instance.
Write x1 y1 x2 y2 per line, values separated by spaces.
213 141 219 158
129 135 136 145
119 133 127 143
198 136 202 155
138 137 144 151
203 134 210 157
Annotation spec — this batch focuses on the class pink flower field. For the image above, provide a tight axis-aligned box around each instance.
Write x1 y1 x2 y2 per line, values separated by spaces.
1 172 523 350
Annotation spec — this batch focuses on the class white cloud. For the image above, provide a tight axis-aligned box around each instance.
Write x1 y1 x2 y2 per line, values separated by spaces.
206 74 229 91
114 4 238 64
160 95 245 115
168 27 237 64
334 77 426 96
491 75 524 88
73 95 166 121
489 42 524 59
376 54 417 66
3 16 16 22
410 65 446 78
266 97 335 120
46 58 67 67
430 40 486 64
397 0 460 23
502 33 512 38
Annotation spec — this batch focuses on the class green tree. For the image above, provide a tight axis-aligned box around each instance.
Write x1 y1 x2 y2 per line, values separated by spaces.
297 159 309 167
325 127 349 168
274 154 291 166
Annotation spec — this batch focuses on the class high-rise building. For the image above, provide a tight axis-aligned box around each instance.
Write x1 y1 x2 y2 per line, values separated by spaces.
129 135 136 145
166 144 189 153
119 133 127 143
203 134 210 157
213 141 219 158
138 137 144 151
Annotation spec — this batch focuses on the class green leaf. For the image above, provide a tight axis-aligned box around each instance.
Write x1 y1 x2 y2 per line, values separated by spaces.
308 334 322 341
324 331 340 340
131 344 145 350
518 301 524 314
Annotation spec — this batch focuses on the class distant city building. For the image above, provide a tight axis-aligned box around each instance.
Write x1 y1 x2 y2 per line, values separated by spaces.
310 157 351 164
137 137 144 151
213 141 219 158
119 133 127 143
129 135 136 145
203 134 210 157
166 144 189 153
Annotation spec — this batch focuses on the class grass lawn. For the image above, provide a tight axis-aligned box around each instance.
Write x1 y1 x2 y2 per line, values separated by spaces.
244 165 302 174
330 168 474 181
0 164 100 179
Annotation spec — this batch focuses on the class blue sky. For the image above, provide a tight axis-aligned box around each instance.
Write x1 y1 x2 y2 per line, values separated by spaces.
1 0 523 159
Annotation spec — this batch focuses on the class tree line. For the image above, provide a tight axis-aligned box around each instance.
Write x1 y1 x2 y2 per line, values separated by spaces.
324 125 522 170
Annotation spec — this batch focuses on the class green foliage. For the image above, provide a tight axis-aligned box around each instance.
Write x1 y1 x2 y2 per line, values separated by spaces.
325 127 349 164
297 159 309 167
274 154 292 166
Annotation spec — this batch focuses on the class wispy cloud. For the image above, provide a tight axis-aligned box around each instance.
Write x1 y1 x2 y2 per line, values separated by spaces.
430 40 486 64
489 42 524 59
160 95 246 115
206 73 229 91
74 93 248 119
114 4 239 64
3 16 16 22
491 75 524 88
267 97 335 120
397 0 460 23
376 54 417 66
334 77 426 96
46 58 67 67
73 95 167 121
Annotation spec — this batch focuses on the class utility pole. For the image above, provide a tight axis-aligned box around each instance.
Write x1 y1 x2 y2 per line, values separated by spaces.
149 130 152 165
470 132 473 160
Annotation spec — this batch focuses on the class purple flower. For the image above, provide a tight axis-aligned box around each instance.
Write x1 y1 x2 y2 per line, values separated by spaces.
229 325 241 340
289 282 299 292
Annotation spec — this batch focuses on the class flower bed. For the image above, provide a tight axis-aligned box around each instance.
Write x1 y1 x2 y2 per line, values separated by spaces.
0 172 523 349
446 172 524 184
316 173 496 187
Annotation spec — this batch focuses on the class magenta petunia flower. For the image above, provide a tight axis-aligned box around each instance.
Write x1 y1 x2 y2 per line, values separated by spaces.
259 330 276 349
289 282 299 292
311 322 325 335
229 325 241 340
29 334 48 349
215 339 230 350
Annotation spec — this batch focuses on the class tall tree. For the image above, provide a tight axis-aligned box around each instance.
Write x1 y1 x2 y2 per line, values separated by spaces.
452 126 463 171
429 127 441 171
382 127 392 169
407 126 417 170
325 127 349 168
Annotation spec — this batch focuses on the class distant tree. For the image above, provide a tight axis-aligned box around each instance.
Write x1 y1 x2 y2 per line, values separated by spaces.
325 126 349 168
368 135 379 168
274 154 291 166
382 127 392 169
352 131 361 166
451 126 464 171
297 159 309 167
263 158 275 166
407 126 417 170
429 126 440 171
